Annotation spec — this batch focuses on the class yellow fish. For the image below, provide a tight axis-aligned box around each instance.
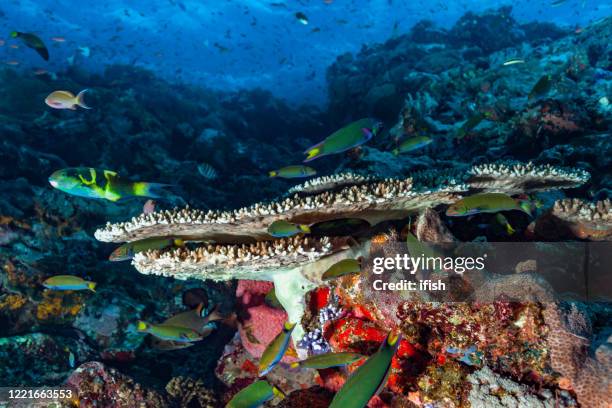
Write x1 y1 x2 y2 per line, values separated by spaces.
45 89 91 110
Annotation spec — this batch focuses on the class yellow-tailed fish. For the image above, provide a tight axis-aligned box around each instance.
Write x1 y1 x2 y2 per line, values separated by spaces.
49 168 171 202
109 237 184 261
10 31 48 60
258 321 296 376
304 118 381 162
495 213 515 235
392 135 432 155
45 90 91 110
43 275 96 292
329 332 401 408
226 380 285 408
136 321 202 343
503 58 525 66
528 74 553 100
267 220 310 238
269 165 316 179
445 193 532 217
322 259 361 281
290 352 364 369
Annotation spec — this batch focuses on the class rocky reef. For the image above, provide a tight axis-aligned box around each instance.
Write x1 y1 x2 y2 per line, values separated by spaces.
0 5 610 408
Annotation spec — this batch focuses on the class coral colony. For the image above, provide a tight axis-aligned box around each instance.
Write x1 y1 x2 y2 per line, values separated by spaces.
0 3 610 408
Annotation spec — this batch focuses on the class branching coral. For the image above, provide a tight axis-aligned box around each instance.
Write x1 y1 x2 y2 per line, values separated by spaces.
551 198 612 240
288 172 375 195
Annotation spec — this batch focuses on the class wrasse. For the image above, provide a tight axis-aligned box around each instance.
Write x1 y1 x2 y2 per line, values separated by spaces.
528 74 553 100
446 193 532 217
49 167 172 202
329 332 401 408
322 259 361 281
392 135 432 155
45 89 91 110
290 352 364 369
267 220 310 238
136 321 202 343
457 113 486 139
226 380 285 408
10 31 49 60
304 118 381 162
259 321 296 376
269 165 316 179
43 275 96 292
109 237 184 261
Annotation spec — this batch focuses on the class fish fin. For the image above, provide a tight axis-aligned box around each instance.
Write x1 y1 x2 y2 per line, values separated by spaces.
506 223 515 235
76 89 91 109
136 321 148 332
10 31 18 38
284 321 297 331
361 128 373 140
518 200 534 217
88 282 97 292
303 141 324 162
289 362 300 369
269 171 277 177
285 346 298 358
299 224 311 234
204 303 225 323
132 182 174 199
195 303 206 318
173 238 185 247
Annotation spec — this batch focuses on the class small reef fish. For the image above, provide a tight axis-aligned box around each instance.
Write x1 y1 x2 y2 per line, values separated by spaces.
197 163 218 180
329 332 401 408
457 113 486 139
550 0 566 6
446 193 532 217
267 220 310 238
49 167 171 202
304 118 381 162
290 352 364 369
322 259 361 281
392 135 432 155
226 380 285 408
258 321 296 376
45 89 91 110
10 31 49 60
528 74 553 100
503 58 525 66
295 12 309 25
136 322 202 343
5 60 19 66
43 275 96 292
163 304 225 336
109 237 184 261
269 165 316 179
51 37 66 42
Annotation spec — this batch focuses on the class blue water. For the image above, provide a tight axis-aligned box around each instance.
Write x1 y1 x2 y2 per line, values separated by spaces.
1 0 609 105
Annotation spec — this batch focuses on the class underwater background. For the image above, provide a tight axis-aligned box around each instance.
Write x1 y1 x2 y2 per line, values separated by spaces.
0 0 611 407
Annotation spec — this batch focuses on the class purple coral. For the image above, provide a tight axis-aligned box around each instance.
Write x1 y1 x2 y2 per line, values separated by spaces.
298 329 330 355
319 303 342 325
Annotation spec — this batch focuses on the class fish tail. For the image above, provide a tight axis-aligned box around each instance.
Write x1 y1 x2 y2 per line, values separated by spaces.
299 224 311 234
132 182 173 199
269 171 278 177
88 282 97 292
303 141 324 162
518 200 534 217
272 386 286 399
506 222 516 235
284 321 297 331
387 331 401 346
10 31 18 38
289 362 300 369
173 238 185 247
136 321 148 332
76 89 92 109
